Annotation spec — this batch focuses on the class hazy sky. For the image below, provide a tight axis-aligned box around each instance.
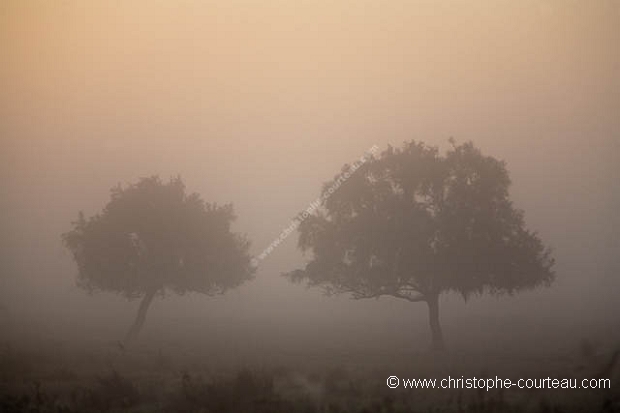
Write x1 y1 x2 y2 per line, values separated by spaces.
1 1 619 332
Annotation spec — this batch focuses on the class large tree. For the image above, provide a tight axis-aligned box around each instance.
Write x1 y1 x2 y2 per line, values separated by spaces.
63 176 254 343
286 140 554 350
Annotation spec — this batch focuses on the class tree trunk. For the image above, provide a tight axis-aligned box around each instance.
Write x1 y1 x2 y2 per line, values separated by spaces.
426 293 445 352
124 288 157 345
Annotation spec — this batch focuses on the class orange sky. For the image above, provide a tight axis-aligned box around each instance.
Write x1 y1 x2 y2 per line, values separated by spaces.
1 0 619 325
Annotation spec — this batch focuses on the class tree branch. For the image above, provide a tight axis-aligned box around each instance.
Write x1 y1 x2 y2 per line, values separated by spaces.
353 288 426 302
392 291 427 302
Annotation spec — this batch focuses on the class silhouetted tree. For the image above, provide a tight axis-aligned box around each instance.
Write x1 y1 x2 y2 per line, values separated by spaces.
285 140 554 350
63 176 254 343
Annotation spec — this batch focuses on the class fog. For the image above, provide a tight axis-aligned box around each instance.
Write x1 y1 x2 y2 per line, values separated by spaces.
1 1 619 411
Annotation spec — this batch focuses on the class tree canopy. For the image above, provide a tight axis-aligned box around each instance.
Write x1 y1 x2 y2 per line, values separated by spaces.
286 140 555 349
63 176 254 341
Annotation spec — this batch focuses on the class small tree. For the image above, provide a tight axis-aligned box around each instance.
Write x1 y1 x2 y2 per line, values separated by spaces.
285 140 554 350
63 176 254 343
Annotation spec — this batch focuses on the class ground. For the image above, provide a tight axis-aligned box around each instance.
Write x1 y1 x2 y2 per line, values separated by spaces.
1 313 618 412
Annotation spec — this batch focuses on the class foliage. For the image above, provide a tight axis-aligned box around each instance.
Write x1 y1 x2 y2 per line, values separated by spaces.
63 176 254 299
286 140 554 301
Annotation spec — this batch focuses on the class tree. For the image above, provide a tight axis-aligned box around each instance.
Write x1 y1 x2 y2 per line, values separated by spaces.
285 140 554 351
63 176 254 343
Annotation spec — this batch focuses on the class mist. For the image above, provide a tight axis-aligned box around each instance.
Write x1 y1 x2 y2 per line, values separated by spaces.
1 1 619 412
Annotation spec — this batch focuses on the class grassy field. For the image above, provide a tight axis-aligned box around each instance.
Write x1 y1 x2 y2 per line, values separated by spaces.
1 312 618 413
